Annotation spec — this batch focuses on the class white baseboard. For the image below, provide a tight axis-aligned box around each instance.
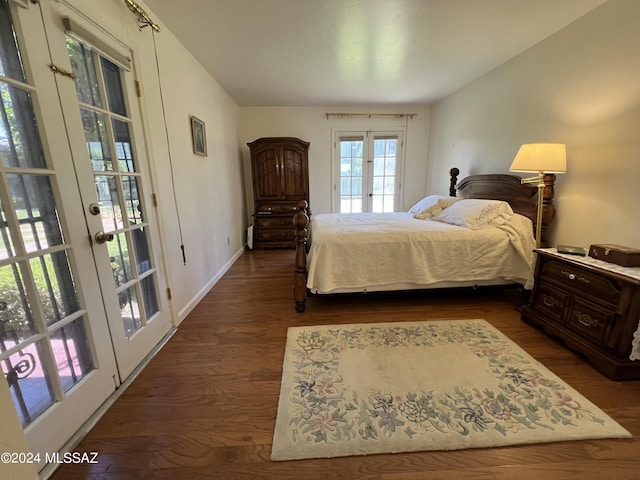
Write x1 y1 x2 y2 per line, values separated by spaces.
176 245 245 323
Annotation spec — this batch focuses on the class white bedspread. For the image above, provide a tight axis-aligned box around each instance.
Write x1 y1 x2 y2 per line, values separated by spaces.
306 212 536 294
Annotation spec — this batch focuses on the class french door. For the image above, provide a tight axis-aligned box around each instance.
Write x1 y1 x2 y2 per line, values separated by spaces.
0 0 170 470
335 130 403 213
45 0 172 380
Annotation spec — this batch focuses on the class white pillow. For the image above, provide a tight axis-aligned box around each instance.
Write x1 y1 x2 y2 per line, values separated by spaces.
432 199 514 230
409 195 460 219
408 195 444 214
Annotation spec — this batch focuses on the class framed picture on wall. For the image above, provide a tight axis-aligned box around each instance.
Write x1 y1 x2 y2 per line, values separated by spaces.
191 116 207 156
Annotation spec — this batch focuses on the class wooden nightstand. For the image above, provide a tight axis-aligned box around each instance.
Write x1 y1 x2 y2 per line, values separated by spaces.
521 248 640 380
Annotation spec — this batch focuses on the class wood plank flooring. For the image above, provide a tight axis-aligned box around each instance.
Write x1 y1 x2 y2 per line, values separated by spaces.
50 249 640 480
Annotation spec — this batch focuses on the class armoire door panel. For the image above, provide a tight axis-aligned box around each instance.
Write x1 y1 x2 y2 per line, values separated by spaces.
256 150 280 199
281 150 306 198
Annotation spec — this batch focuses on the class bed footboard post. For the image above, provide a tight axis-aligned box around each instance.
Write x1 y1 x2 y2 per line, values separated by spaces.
293 200 309 312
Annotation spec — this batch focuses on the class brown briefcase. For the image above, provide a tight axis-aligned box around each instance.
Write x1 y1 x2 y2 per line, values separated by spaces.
588 243 640 267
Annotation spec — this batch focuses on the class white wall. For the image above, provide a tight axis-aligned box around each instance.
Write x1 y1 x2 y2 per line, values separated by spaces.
427 0 640 249
239 105 431 220
135 7 247 321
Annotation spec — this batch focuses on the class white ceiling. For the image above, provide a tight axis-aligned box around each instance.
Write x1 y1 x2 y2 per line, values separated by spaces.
142 0 607 106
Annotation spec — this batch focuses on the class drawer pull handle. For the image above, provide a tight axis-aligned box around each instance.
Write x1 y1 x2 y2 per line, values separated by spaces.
561 270 590 283
543 294 560 307
575 311 598 328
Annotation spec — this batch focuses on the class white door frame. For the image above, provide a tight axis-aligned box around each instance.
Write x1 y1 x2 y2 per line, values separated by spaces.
331 127 405 213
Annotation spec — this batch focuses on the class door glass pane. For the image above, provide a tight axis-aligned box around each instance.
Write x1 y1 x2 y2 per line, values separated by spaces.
95 174 122 231
50 317 94 393
82 108 112 172
120 285 141 338
0 263 36 342
340 177 351 195
373 157 385 176
372 176 383 194
0 1 25 81
340 158 351 178
140 274 158 319
1 341 55 427
108 232 132 287
0 196 15 259
29 251 80 327
113 119 135 172
385 156 396 176
101 57 126 116
122 175 142 224
371 196 382 212
8 174 64 253
132 226 151 274
352 177 362 196
0 84 47 169
66 37 102 108
384 176 395 194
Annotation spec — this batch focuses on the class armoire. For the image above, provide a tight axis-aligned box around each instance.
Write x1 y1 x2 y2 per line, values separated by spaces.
248 137 310 248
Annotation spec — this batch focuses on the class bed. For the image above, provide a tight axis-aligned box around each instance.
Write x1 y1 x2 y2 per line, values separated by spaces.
293 169 557 312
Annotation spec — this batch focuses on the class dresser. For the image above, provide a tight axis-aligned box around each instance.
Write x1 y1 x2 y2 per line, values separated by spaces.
521 248 640 380
248 137 310 248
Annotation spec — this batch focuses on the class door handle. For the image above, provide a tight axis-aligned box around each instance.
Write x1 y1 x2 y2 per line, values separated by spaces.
88 203 101 215
94 231 115 244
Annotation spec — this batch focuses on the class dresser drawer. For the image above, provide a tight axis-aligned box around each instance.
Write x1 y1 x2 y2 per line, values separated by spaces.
532 282 568 322
255 202 300 214
566 298 614 347
255 216 293 228
540 259 621 306
255 228 295 242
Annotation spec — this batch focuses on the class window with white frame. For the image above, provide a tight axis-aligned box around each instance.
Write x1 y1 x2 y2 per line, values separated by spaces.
334 130 403 213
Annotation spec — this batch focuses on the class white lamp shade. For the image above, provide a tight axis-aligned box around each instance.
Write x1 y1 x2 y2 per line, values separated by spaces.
509 143 567 173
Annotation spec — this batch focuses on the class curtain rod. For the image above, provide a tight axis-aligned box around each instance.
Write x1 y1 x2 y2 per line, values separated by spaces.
124 0 160 32
325 112 416 119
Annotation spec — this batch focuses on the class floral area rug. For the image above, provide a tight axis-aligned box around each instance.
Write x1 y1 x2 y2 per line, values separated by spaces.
271 319 631 460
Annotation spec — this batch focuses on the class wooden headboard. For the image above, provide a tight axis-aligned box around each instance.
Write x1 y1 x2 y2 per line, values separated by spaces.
449 167 557 246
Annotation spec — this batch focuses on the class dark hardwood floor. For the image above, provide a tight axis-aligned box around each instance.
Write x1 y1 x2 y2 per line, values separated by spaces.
51 249 640 480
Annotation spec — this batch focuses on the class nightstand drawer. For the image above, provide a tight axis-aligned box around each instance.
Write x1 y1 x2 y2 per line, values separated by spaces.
540 260 621 306
566 298 614 346
532 283 568 322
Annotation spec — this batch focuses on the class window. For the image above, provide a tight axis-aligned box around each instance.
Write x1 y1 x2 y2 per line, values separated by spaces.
335 130 403 213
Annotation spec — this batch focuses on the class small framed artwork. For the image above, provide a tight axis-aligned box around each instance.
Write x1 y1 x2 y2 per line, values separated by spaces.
190 115 207 156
